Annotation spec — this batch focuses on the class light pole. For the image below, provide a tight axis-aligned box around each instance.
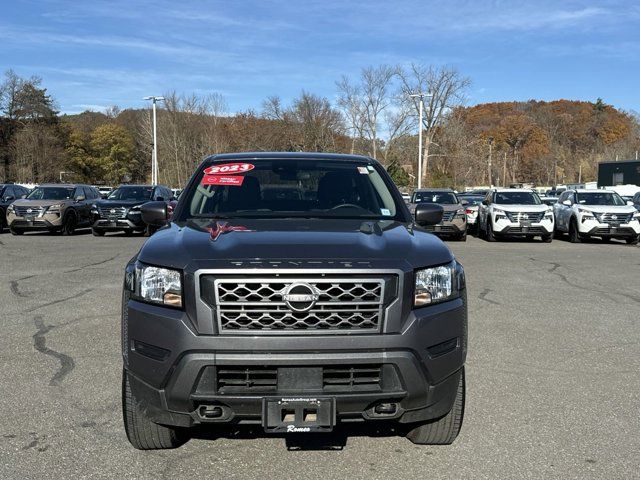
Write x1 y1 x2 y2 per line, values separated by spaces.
409 92 433 190
143 96 165 185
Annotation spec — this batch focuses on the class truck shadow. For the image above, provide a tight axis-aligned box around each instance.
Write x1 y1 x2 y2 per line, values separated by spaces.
189 421 403 451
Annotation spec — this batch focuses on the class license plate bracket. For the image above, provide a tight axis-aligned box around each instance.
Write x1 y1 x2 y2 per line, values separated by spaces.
263 397 335 433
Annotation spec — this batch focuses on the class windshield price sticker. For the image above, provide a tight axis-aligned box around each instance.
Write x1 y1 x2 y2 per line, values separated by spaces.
357 166 369 174
202 175 245 186
203 163 254 175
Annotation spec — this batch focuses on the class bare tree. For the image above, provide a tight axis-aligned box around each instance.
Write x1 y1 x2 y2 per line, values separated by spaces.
398 64 471 186
336 76 365 154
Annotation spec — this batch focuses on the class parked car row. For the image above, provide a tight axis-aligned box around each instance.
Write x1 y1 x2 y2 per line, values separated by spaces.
408 187 640 245
1 183 177 237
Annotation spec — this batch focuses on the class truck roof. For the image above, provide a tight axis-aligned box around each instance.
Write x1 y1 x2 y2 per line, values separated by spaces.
204 152 377 163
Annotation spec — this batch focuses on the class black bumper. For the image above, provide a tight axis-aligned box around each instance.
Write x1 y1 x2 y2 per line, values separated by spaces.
123 295 467 428
422 223 466 236
586 226 637 238
93 217 145 231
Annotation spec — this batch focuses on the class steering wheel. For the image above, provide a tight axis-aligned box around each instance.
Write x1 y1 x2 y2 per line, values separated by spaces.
330 203 365 211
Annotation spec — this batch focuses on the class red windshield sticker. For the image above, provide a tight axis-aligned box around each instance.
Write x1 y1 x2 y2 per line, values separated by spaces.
203 163 254 175
201 175 245 186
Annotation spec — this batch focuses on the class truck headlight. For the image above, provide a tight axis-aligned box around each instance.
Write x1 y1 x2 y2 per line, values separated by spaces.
414 261 463 307
578 209 595 222
47 204 64 214
134 262 182 308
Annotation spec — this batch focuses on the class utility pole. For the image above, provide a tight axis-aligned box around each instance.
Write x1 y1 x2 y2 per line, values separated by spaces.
408 92 433 190
487 137 494 187
143 96 165 185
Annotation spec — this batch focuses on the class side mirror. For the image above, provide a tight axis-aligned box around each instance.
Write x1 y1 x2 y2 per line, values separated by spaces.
562 200 571 206
155 196 165 202
481 199 488 206
4 195 14 202
75 195 86 202
461 199 469 206
141 201 168 226
415 203 444 226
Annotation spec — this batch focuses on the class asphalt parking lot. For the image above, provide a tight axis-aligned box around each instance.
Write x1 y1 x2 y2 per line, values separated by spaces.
1 231 639 479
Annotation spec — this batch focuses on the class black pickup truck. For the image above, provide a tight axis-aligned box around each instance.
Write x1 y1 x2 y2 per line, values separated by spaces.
121 152 467 449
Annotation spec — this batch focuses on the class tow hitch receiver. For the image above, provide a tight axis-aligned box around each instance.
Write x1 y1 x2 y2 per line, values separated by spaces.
263 397 335 433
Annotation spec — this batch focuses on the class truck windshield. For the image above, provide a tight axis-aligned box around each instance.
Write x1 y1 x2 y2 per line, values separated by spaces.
494 192 541 205
27 187 74 200
179 159 401 220
576 192 625 206
412 192 458 204
108 186 154 201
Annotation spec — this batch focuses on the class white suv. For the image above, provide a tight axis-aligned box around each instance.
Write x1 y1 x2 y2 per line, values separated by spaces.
553 189 640 244
478 189 554 242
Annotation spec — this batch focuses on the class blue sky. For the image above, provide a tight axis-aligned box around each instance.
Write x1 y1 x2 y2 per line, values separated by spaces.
1 0 639 114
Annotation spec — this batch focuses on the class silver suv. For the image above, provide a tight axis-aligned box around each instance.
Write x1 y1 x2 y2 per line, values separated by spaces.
409 189 468 241
6 184 100 235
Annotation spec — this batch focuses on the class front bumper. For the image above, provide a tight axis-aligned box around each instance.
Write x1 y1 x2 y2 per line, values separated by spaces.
123 293 467 428
422 217 467 236
493 217 553 236
7 213 62 230
93 217 145 231
579 219 640 238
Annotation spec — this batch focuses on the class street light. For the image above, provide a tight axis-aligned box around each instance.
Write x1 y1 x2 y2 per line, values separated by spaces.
143 96 165 185
408 92 433 190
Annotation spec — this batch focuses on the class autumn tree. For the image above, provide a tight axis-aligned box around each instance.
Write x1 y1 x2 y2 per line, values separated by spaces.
90 124 135 185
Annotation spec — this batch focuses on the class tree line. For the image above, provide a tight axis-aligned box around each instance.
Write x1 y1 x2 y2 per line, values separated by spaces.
1 67 638 190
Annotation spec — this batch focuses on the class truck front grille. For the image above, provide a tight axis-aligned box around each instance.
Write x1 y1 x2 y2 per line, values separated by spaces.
440 211 455 222
13 206 45 217
98 206 127 219
217 366 278 394
211 365 384 394
323 365 382 392
202 276 390 334
505 211 545 223
595 213 633 225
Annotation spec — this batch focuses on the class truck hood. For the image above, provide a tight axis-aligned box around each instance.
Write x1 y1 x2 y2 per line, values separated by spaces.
11 199 71 208
137 218 454 271
493 204 550 212
575 205 637 214
94 199 149 208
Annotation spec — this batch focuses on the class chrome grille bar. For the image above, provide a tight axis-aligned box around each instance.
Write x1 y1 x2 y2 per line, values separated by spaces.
212 277 386 334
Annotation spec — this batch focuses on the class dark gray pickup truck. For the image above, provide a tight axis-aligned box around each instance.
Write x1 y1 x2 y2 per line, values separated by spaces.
121 152 467 449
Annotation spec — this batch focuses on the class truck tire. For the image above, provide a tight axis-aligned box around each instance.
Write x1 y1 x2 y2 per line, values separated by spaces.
62 211 77 236
569 218 582 243
405 368 465 445
458 232 467 242
627 235 639 245
0 208 5 234
122 369 188 450
486 219 496 242
541 234 553 243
